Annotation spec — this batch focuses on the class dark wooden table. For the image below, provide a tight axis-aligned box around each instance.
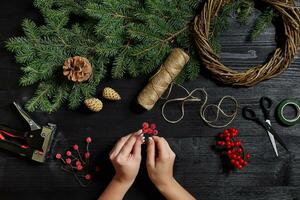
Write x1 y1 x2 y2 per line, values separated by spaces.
0 1 300 200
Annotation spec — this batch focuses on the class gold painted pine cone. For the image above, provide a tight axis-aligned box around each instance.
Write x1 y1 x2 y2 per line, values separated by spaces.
84 98 103 112
103 87 121 101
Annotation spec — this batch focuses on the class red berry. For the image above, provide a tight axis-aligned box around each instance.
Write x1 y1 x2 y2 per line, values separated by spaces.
224 130 229 134
142 122 149 129
76 160 81 166
85 174 92 180
225 133 230 138
225 137 230 141
226 142 231 146
66 158 72 164
230 128 236 132
237 165 243 169
219 133 224 138
236 141 241 146
237 155 241 160
227 150 232 154
86 137 92 143
233 154 237 159
230 159 235 164
244 161 248 166
77 165 83 171
66 151 72 156
226 145 231 149
238 148 243 153
150 123 156 130
73 144 79 150
146 128 153 134
246 154 251 159
152 130 158 135
55 153 62 159
85 152 91 159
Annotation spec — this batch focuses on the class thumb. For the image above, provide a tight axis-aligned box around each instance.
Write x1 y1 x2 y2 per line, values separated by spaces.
146 137 155 168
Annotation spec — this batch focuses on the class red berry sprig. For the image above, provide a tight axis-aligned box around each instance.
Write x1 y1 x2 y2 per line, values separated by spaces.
216 128 251 170
55 136 100 187
142 122 159 142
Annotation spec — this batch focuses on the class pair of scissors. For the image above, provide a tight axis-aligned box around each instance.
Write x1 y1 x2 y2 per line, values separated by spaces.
242 97 288 156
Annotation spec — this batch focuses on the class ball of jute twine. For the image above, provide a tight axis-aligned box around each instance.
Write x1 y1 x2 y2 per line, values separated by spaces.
194 0 300 86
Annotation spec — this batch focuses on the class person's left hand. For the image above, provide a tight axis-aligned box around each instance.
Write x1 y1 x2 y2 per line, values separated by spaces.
109 130 144 186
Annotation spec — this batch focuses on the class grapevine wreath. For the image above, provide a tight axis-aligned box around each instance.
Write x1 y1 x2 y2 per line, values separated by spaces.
194 0 300 86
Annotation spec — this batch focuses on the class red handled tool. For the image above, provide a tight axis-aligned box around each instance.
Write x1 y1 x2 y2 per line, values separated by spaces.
0 102 56 163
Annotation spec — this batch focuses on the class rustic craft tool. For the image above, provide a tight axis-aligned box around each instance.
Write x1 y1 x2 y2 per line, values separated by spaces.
242 97 288 155
0 102 56 163
276 99 300 126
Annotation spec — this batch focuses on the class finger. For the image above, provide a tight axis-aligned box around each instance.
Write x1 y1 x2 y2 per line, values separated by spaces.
109 134 131 158
162 138 176 159
161 137 173 153
146 137 155 168
119 129 143 157
132 134 143 158
153 136 169 159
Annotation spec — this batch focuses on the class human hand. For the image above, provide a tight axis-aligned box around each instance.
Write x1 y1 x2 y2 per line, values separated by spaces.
146 136 176 188
109 130 143 186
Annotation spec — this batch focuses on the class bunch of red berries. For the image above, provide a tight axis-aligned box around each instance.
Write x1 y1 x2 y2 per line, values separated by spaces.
216 128 251 170
55 137 100 187
142 122 159 142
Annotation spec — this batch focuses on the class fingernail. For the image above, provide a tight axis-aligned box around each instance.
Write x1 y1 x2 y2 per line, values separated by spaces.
148 137 153 143
136 129 143 135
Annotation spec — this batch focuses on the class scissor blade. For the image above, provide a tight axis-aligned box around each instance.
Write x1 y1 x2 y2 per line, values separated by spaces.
266 120 279 157
262 121 289 152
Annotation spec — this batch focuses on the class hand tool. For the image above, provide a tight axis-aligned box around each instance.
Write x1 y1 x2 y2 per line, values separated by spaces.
0 102 56 163
276 99 300 126
242 97 288 155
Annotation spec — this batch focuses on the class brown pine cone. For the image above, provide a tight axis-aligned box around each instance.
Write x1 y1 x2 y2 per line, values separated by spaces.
84 98 103 112
63 56 92 83
103 87 121 101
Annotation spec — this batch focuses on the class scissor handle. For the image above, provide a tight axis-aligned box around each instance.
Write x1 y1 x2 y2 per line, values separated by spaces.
260 96 273 119
242 106 259 121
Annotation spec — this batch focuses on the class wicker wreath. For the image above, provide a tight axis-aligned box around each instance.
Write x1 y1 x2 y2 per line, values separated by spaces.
194 0 300 86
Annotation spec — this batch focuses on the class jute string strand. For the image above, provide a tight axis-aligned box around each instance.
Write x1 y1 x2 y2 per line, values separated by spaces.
193 0 300 86
137 48 190 110
161 83 238 128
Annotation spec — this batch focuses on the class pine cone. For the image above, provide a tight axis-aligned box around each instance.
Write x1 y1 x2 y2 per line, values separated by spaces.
63 56 92 83
103 87 121 101
84 98 103 112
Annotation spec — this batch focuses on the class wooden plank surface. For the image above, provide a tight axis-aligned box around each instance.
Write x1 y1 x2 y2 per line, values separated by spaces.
0 0 300 199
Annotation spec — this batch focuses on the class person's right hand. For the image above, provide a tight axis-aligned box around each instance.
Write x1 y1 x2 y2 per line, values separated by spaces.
146 136 176 188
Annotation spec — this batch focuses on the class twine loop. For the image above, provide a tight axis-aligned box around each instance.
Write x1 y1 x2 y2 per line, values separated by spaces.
161 83 238 128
